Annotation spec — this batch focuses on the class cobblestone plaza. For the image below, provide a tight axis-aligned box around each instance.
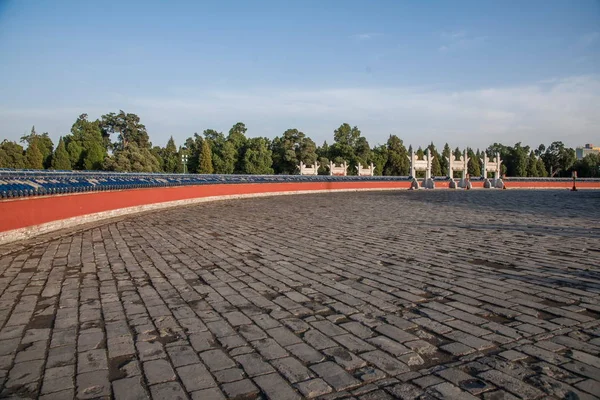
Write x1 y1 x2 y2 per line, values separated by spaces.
0 190 599 399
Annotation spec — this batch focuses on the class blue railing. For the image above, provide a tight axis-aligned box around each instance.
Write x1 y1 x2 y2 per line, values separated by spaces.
0 169 411 199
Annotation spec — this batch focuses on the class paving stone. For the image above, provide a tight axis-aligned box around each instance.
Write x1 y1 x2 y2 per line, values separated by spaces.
112 376 148 400
213 367 245 383
426 382 479 400
375 324 418 343
360 350 410 375
385 383 424 399
478 369 544 399
273 356 314 383
200 349 236 371
440 342 475 356
177 363 217 391
191 387 226 400
143 359 176 385
303 329 337 350
167 344 200 367
235 352 276 377
296 378 333 398
286 343 325 364
150 382 188 400
324 347 367 370
254 372 302 400
253 338 289 360
76 370 110 399
311 361 362 391
221 378 260 399
367 336 411 356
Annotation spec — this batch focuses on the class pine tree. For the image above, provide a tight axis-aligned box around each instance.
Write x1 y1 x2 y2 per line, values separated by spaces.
536 157 548 177
162 136 179 173
198 139 214 174
25 142 44 169
526 151 538 177
51 137 71 170
83 142 105 170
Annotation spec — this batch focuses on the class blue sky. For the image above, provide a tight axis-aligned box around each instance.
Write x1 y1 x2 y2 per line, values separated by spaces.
1 0 599 149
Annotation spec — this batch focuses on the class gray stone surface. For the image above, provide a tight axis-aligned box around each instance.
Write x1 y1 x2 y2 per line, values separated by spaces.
0 191 599 399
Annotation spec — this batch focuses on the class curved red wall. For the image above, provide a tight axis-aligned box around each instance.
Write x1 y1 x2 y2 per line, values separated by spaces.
0 181 409 234
1 179 598 243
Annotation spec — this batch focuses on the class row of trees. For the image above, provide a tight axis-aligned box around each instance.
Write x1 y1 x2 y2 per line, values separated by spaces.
1 111 598 177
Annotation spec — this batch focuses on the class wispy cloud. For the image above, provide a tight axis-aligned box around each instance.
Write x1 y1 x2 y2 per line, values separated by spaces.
439 30 487 53
350 32 381 41
1 76 598 149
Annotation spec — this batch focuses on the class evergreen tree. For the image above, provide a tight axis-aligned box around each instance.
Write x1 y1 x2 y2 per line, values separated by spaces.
65 114 108 170
371 145 387 176
100 111 159 172
51 137 71 170
453 147 462 160
66 140 84 168
526 151 538 177
536 157 548 177
440 143 451 176
162 136 180 173
427 143 442 176
228 122 248 173
198 139 214 174
83 142 106 170
383 135 409 176
271 129 317 174
21 126 54 168
25 142 44 169
242 137 273 174
467 148 481 177
0 140 26 169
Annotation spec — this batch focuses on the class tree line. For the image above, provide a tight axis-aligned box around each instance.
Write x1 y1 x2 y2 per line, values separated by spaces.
0 111 598 177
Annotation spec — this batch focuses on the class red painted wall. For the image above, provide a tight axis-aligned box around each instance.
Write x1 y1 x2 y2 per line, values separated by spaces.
1 180 598 235
0 181 409 233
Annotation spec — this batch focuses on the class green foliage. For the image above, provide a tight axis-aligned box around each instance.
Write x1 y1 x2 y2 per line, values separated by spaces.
526 151 538 177
25 142 44 169
541 141 576 177
536 158 548 177
271 129 318 174
383 135 409 176
242 137 273 174
0 140 26 169
162 136 180 173
572 153 600 178
103 143 161 172
21 126 54 168
66 140 83 168
317 156 329 175
440 143 450 176
51 137 71 170
329 123 368 175
83 142 105 170
467 148 481 177
100 111 150 150
228 122 248 173
371 145 387 176
198 139 214 174
65 114 107 170
427 143 442 176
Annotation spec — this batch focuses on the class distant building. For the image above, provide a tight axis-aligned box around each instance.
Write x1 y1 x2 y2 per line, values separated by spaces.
576 144 600 160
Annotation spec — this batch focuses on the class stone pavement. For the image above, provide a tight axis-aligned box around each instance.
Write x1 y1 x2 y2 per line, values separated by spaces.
0 190 599 400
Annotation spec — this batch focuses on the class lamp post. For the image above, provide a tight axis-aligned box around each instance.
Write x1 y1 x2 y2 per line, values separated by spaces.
181 154 188 174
